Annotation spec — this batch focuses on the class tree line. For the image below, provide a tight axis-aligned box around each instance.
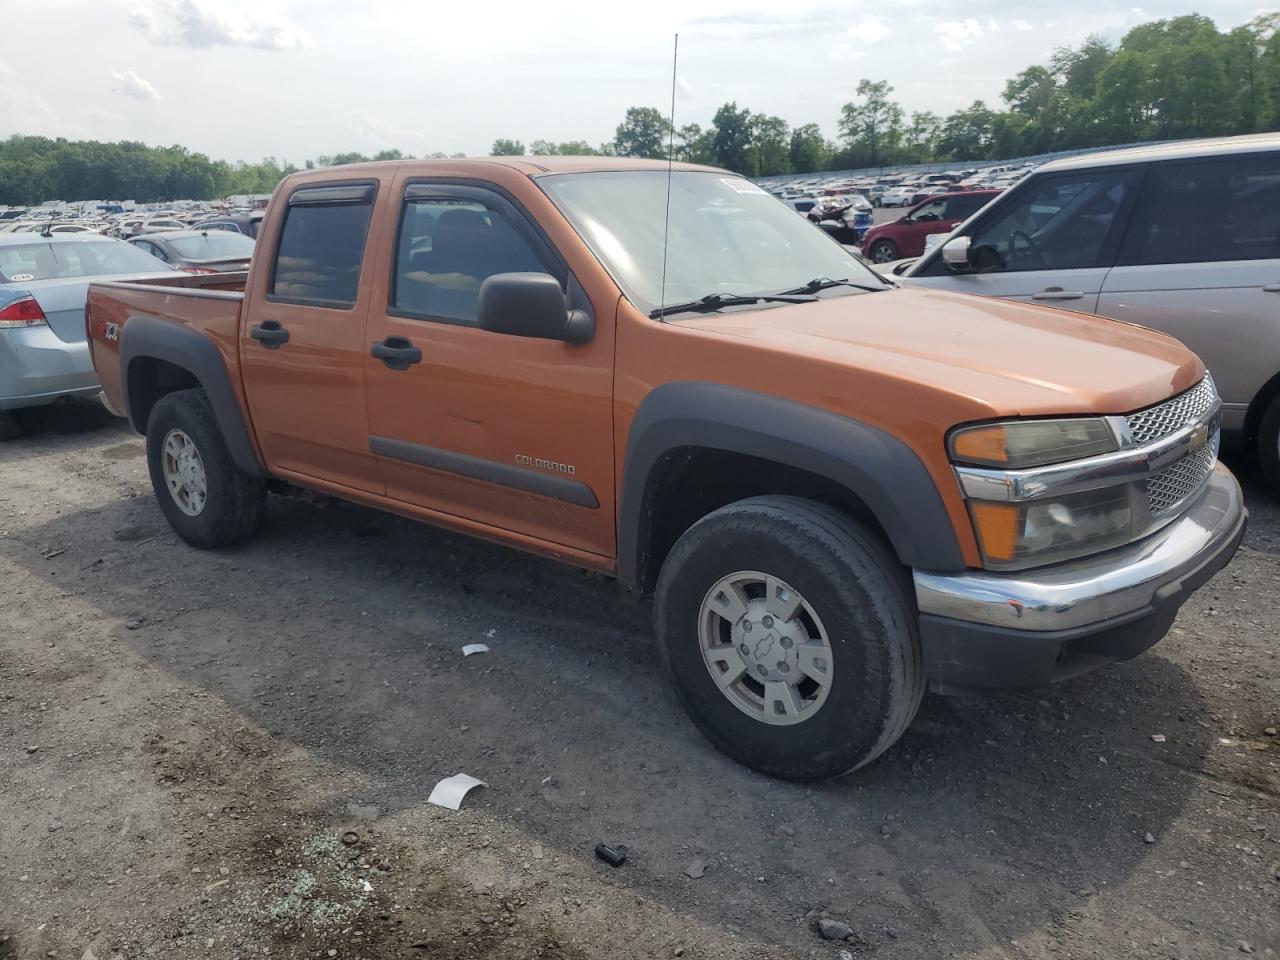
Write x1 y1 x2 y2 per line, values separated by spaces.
1 12 1277 206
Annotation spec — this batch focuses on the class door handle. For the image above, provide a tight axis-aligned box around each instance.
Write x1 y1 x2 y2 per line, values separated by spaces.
371 336 422 370
250 320 289 348
1031 287 1084 301
1262 283 1280 293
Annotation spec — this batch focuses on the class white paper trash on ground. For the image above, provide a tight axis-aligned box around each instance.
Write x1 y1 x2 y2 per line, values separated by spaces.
428 773 488 810
461 643 490 657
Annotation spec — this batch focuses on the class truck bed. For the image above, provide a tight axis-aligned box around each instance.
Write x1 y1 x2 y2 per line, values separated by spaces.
87 271 250 427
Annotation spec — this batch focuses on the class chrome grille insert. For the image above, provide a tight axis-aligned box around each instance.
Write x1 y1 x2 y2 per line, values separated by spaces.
1125 374 1217 447
1147 431 1219 517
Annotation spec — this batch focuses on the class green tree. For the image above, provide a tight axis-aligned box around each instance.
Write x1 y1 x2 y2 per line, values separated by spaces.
710 102 753 173
746 115 791 177
904 112 941 161
613 107 669 158
837 79 904 167
788 123 829 173
676 124 714 164
530 139 599 156
937 101 996 160
490 139 525 156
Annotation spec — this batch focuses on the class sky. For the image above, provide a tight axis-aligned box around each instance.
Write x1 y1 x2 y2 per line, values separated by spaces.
0 0 1267 165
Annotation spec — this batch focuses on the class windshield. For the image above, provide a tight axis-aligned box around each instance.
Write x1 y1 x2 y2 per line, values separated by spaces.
168 232 255 260
0 240 170 283
539 171 881 315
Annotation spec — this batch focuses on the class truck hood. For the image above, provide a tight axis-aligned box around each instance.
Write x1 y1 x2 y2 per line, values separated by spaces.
677 286 1203 417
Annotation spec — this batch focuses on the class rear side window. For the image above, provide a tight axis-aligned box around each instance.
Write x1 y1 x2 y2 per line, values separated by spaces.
270 184 375 308
391 195 548 324
943 194 989 221
1123 154 1280 266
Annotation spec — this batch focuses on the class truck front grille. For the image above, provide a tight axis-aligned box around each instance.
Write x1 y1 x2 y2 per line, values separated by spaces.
1125 374 1217 446
1147 431 1219 518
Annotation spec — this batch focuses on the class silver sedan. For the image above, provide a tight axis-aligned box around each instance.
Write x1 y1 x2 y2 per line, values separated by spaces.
0 233 173 438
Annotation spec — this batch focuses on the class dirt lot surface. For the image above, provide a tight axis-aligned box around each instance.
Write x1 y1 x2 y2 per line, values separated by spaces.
1 400 1277 960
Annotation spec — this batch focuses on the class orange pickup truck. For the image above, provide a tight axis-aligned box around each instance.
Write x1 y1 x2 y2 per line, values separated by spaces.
87 157 1246 781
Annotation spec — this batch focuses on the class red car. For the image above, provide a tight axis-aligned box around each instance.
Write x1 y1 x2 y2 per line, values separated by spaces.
861 190 1001 263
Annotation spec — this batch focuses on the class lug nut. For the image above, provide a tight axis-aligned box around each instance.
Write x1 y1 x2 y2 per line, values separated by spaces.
778 662 790 673
739 644 750 656
742 621 753 633
756 664 768 677
780 637 793 649
762 615 775 628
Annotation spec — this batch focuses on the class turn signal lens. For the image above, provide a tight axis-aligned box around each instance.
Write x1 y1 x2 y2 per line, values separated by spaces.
969 502 1019 563
949 418 1117 469
0 295 47 328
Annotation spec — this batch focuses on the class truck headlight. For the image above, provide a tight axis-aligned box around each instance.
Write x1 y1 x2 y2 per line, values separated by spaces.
950 418 1118 469
967 487 1135 569
950 417 1134 570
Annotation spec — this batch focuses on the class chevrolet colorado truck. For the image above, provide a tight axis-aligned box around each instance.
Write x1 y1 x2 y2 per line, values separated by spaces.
87 158 1247 781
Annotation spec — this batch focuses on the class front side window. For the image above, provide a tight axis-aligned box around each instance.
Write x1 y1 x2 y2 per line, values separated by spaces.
540 171 879 314
967 171 1132 273
270 185 375 307
391 197 548 323
1124 154 1280 265
943 194 990 221
910 200 947 222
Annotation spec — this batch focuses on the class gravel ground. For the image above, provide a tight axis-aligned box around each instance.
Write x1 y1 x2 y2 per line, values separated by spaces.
0 399 1277 960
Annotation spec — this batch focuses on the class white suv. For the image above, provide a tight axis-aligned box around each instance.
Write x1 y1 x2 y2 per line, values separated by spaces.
904 133 1280 488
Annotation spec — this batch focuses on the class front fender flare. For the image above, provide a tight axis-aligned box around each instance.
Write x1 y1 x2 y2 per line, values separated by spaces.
618 382 965 588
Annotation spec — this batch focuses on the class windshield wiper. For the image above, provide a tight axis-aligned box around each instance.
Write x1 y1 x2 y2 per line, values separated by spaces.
650 291 816 319
774 276 886 296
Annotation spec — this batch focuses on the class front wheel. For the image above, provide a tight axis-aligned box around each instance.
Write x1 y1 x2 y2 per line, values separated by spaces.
870 241 901 264
1257 394 1280 491
146 388 266 548
654 496 923 781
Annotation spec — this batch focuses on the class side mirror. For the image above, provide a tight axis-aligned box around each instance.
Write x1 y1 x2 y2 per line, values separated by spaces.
941 235 972 270
476 272 594 344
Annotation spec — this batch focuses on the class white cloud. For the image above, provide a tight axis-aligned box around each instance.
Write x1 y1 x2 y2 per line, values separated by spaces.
111 70 162 101
846 15 891 44
828 42 867 61
1011 19 1033 32
935 18 984 52
130 0 311 50
0 60 16 78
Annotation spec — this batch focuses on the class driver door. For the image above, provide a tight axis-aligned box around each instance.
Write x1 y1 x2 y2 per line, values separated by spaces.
909 168 1138 312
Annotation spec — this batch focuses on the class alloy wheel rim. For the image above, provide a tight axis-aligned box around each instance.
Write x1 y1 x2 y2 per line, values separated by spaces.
161 429 207 517
697 571 834 726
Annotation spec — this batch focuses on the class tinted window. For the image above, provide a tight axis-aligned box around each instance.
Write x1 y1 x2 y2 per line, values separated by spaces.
967 171 1132 272
271 193 374 307
392 197 547 323
1125 154 1280 265
169 232 255 259
943 194 990 221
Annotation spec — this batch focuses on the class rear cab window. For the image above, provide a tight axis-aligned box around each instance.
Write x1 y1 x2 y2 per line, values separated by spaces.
269 183 376 308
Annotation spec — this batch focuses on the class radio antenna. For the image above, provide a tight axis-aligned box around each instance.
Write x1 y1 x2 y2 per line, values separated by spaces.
658 33 678 319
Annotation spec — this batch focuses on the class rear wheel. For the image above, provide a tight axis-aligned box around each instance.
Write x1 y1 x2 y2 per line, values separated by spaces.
868 239 899 263
0 410 22 441
654 495 923 781
146 388 266 548
1257 394 1280 491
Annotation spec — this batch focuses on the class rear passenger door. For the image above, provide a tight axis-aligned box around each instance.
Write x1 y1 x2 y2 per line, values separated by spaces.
240 180 385 494
362 179 616 559
909 169 1137 312
1099 152 1280 427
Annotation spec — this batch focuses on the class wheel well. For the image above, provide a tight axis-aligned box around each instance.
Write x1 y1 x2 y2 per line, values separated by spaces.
633 446 896 592
126 357 199 433
1243 370 1280 444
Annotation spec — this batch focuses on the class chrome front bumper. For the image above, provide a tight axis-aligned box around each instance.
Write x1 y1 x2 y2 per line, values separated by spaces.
915 463 1245 633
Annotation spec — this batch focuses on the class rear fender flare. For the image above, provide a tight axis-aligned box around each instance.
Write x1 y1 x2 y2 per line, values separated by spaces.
119 315 267 477
618 382 966 588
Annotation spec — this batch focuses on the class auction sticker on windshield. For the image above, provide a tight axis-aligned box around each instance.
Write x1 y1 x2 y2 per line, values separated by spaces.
720 178 768 196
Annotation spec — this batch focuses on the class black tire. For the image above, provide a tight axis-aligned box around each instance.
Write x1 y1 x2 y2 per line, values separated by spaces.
0 410 22 441
868 239 899 264
654 495 923 781
1258 394 1280 491
146 388 266 548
